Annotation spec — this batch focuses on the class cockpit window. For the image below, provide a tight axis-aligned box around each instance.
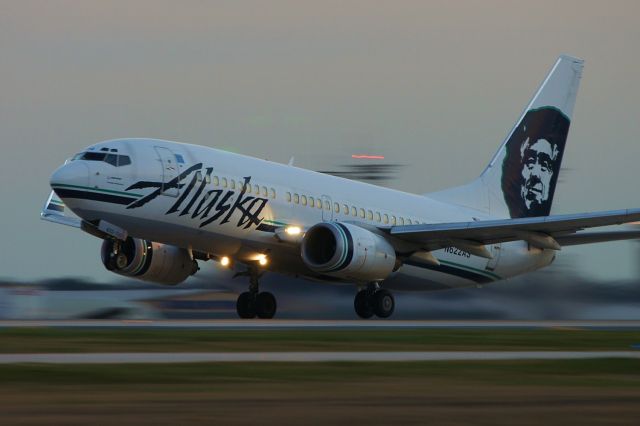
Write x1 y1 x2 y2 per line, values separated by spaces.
78 152 132 167
104 154 118 166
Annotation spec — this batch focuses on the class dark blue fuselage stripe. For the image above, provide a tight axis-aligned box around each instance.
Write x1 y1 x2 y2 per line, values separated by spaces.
53 188 137 206
404 260 494 284
256 223 278 233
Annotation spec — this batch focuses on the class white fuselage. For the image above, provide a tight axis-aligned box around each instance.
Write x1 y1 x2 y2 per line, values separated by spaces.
53 138 555 291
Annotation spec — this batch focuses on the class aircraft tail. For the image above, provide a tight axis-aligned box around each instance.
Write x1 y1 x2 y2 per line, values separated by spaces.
428 55 584 218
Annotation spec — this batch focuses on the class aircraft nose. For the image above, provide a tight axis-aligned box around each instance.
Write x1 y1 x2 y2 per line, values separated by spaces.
50 161 90 191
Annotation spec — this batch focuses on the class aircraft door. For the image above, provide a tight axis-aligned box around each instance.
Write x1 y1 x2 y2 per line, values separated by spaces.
485 243 502 271
154 146 179 197
321 195 333 221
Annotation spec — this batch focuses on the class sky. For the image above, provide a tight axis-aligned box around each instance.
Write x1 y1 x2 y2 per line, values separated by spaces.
1 0 639 282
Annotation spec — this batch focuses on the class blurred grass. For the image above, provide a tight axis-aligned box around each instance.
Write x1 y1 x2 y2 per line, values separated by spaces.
1 359 640 387
2 360 639 424
0 327 639 353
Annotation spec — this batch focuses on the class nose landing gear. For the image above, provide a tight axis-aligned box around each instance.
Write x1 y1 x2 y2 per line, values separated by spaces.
354 283 395 319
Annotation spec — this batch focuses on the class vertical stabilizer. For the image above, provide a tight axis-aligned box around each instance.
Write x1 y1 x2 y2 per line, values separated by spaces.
429 55 584 218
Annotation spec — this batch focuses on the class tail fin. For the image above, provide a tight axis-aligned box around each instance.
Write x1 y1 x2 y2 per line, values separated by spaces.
428 55 584 218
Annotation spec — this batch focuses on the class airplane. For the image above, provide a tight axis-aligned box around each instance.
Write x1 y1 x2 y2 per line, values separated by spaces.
42 55 640 319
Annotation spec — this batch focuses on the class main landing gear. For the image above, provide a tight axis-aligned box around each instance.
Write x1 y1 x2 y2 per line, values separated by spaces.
235 266 277 319
354 283 395 319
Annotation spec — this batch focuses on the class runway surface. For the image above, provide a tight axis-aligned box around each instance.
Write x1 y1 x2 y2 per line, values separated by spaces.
1 351 639 363
1 319 640 329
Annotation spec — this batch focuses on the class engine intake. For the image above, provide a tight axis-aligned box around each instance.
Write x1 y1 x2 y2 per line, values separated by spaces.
101 237 197 285
301 222 396 282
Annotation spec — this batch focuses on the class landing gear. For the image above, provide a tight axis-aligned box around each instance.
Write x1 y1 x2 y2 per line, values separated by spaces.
235 266 277 319
354 284 395 319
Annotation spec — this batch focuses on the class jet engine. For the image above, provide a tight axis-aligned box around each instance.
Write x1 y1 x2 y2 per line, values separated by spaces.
301 222 396 282
101 237 198 285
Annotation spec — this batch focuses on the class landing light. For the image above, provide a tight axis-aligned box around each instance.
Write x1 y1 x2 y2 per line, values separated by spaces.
257 254 268 266
285 226 302 236
220 256 230 267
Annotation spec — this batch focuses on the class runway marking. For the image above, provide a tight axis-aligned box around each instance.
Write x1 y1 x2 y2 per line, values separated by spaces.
1 351 640 364
2 320 640 330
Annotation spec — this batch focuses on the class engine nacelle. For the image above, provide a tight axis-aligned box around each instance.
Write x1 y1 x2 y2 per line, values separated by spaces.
301 222 396 282
101 237 197 285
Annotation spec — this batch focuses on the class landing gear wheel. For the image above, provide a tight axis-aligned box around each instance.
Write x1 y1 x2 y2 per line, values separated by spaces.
256 292 277 319
354 290 374 319
373 289 395 318
236 292 256 319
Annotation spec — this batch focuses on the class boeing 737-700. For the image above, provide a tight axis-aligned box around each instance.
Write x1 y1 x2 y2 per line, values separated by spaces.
42 55 640 319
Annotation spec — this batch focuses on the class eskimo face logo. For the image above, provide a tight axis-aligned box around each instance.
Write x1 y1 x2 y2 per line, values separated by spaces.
125 163 268 229
501 108 570 218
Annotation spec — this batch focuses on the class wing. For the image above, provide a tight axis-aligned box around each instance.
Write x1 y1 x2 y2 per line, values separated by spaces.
41 190 81 228
390 209 640 257
41 190 128 240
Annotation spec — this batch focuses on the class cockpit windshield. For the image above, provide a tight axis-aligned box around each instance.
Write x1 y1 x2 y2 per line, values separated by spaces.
72 152 132 167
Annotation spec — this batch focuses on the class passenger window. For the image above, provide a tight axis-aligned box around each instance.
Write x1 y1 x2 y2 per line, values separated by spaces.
334 202 340 213
343 204 349 214
245 183 252 193
261 186 268 197
375 212 381 222
294 193 300 204
286 192 292 202
270 188 276 199
351 206 357 216
407 219 412 225
195 171 203 182
367 210 373 220
383 214 389 224
309 196 315 207
325 200 331 210
230 179 236 190
213 176 219 186
399 217 405 225
316 199 322 209
205 173 211 184
359 208 365 218
391 216 397 225
301 195 307 206
222 177 228 188
254 184 260 194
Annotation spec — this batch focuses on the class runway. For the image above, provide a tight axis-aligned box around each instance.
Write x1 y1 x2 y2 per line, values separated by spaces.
1 319 640 330
1 351 639 363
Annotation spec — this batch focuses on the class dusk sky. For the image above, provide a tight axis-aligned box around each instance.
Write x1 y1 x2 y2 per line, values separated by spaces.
1 1 639 282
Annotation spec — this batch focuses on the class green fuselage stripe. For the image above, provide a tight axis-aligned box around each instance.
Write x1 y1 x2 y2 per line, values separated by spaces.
439 259 502 281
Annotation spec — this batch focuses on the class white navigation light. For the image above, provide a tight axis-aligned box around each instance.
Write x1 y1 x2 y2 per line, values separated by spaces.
258 254 268 266
220 256 230 267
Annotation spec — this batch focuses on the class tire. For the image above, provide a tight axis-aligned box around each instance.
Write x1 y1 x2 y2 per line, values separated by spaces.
236 292 256 319
256 292 277 319
354 290 374 319
373 289 395 318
